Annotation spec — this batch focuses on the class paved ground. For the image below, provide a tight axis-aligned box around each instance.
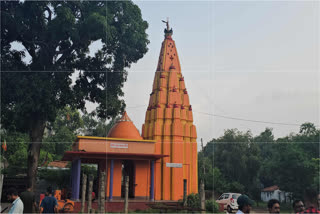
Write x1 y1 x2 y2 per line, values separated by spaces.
227 208 268 214
0 203 11 213
1 203 271 214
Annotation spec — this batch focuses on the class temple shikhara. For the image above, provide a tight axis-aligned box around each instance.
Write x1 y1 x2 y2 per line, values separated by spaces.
63 22 198 202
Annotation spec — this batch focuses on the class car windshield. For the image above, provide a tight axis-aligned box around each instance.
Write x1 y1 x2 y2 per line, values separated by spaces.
218 195 224 200
232 194 240 199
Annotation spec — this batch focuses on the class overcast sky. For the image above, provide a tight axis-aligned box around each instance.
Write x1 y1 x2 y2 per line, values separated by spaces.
10 1 319 147
122 1 319 146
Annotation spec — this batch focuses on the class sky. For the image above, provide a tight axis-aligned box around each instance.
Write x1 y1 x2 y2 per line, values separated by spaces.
9 1 319 147
122 1 319 146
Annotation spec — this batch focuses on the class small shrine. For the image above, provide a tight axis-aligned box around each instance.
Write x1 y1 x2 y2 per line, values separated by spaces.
63 112 166 200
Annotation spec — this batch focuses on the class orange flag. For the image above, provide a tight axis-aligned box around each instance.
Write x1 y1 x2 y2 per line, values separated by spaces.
2 139 7 151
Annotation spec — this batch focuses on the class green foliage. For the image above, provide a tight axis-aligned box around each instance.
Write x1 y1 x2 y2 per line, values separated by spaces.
39 150 54 166
200 123 319 202
260 142 319 199
198 151 214 190
186 193 201 209
8 146 27 168
212 129 261 198
299 122 317 137
205 200 220 213
254 128 274 143
81 165 97 178
38 168 71 189
81 112 118 137
226 181 245 193
42 106 84 159
0 130 29 172
1 0 149 185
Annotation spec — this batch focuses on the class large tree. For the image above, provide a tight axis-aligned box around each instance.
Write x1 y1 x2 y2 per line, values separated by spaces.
211 129 261 199
80 111 118 137
42 106 84 159
1 0 149 189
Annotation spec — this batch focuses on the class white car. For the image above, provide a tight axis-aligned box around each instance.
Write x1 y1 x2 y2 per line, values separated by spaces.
216 193 241 213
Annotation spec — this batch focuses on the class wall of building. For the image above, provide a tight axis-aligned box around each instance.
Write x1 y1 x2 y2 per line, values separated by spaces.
76 138 155 154
261 190 291 203
134 160 150 198
102 159 151 199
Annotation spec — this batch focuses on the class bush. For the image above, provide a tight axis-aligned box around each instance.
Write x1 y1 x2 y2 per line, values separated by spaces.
206 200 219 213
81 164 97 177
38 168 71 188
186 193 201 209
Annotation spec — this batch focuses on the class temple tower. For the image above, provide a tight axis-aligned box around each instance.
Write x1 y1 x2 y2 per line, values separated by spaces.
142 23 198 200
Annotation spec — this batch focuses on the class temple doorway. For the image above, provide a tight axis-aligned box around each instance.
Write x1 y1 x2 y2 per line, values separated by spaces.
121 160 135 198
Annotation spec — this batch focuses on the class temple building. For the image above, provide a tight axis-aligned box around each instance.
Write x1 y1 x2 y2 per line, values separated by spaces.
63 23 198 201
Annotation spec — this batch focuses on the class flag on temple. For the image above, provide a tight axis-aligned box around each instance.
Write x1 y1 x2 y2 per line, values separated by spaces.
2 139 7 151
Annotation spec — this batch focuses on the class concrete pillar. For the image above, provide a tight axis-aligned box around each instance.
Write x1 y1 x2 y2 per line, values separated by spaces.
200 180 205 213
71 158 81 200
108 159 114 201
124 176 129 214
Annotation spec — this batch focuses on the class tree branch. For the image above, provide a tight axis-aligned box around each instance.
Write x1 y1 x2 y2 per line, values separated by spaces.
55 44 76 65
45 6 52 22
20 39 36 60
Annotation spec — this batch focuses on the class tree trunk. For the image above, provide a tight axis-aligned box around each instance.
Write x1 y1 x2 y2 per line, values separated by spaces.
100 172 106 213
87 175 93 214
81 173 87 213
27 119 46 191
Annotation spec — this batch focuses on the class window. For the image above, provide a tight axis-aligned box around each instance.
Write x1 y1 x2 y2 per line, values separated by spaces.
232 194 240 199
218 194 225 200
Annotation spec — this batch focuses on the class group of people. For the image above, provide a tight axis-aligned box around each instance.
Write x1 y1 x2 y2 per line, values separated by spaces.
5 186 58 214
236 189 320 214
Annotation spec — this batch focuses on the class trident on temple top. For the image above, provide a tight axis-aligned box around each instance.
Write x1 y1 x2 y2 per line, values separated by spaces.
162 17 173 37
162 17 170 31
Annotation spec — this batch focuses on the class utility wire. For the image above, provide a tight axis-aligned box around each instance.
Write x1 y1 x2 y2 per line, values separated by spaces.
194 111 319 127
124 104 319 128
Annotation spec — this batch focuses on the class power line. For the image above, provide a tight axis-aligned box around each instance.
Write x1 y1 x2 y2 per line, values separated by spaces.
123 104 319 128
193 111 319 127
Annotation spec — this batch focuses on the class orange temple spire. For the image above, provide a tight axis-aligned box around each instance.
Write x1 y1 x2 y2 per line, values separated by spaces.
156 18 181 73
142 21 198 200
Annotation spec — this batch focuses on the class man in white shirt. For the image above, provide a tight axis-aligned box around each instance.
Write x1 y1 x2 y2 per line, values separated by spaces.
7 187 24 214
236 195 254 214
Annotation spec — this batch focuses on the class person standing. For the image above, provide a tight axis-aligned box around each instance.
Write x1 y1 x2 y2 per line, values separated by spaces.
293 200 305 213
299 189 320 214
7 187 24 214
236 195 254 214
317 193 320 211
268 199 280 214
40 187 58 213
20 185 37 213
